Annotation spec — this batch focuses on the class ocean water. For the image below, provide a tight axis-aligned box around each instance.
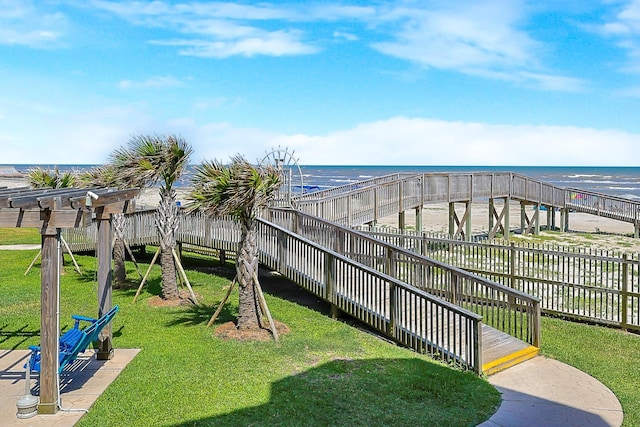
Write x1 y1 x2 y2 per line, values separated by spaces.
5 164 640 201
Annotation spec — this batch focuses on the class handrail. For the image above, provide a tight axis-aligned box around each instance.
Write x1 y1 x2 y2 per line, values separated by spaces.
253 216 483 372
293 171 639 229
267 208 541 348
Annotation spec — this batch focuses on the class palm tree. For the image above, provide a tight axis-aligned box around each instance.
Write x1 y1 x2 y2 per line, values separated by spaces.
26 166 78 274
187 155 282 331
27 166 76 189
111 134 192 300
80 165 130 287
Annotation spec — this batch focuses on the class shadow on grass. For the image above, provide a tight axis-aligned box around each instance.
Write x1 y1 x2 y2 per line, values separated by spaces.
0 324 39 350
164 303 236 328
171 357 499 427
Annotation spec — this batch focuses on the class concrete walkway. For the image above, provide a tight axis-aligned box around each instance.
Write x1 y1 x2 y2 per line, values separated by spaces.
479 356 623 427
0 349 139 426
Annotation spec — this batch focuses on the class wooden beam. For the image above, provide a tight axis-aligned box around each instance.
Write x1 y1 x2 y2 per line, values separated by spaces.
69 188 140 210
7 188 78 209
0 209 88 229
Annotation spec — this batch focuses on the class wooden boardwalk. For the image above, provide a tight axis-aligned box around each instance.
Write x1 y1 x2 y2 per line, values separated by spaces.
291 172 640 238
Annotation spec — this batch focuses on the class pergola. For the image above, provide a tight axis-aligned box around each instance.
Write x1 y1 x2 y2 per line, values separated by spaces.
0 185 139 414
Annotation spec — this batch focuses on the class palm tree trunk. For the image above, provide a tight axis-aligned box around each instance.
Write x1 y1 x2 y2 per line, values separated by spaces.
113 213 126 287
236 224 262 330
157 188 179 300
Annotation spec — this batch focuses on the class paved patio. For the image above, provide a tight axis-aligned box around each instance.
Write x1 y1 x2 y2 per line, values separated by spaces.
0 348 139 426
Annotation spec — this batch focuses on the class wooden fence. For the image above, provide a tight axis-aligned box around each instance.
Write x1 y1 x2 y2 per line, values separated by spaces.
359 226 640 331
66 209 483 372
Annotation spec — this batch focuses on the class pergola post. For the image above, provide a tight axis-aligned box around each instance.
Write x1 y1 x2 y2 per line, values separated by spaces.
96 210 114 360
38 227 60 414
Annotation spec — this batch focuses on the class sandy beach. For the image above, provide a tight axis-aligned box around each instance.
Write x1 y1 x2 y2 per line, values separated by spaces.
2 176 640 252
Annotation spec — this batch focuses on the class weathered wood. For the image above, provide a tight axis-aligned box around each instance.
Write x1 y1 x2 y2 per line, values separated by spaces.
96 214 114 360
38 229 59 414
0 209 87 229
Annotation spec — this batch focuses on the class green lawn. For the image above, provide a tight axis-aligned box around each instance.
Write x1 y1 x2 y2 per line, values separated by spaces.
541 316 640 427
0 249 500 427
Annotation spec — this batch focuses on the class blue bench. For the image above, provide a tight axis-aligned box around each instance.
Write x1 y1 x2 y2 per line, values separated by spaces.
27 305 119 373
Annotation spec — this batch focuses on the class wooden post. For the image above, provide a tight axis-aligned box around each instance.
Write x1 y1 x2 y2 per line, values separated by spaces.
38 227 60 414
504 198 510 239
489 198 495 233
465 201 471 241
448 202 455 237
96 210 114 360
325 252 339 319
398 211 406 230
415 206 423 233
520 202 526 234
622 254 629 330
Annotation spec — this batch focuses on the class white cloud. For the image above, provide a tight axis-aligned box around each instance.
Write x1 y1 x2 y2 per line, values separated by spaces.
89 0 318 57
0 0 67 47
374 1 536 68
275 117 640 166
370 1 584 91
4 114 639 166
153 30 317 58
118 76 186 90
598 0 640 71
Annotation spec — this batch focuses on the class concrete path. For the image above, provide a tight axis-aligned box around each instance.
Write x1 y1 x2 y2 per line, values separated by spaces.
479 356 623 427
0 349 139 426
0 244 40 251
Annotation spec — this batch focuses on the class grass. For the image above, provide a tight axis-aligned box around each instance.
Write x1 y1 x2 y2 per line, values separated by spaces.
541 316 640 427
0 248 500 427
0 227 40 245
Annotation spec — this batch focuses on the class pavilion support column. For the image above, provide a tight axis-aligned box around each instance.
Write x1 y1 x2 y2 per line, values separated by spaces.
96 210 114 360
520 202 526 234
398 211 406 230
38 228 60 415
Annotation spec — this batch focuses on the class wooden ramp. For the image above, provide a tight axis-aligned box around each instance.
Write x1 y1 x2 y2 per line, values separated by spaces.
482 325 538 375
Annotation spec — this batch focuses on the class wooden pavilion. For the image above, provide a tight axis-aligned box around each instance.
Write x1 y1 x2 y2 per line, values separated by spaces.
0 185 139 414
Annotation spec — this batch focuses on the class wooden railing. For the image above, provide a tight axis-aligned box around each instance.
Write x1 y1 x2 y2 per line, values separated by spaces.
359 226 640 331
253 218 483 372
266 208 541 348
566 188 640 224
293 172 568 226
293 172 640 231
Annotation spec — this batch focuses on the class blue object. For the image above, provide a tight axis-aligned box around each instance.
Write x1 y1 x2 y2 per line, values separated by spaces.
26 305 119 374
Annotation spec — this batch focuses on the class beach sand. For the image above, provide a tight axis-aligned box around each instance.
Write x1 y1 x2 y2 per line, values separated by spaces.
2 177 639 252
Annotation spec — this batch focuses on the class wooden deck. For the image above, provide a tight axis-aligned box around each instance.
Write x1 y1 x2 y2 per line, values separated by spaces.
482 326 538 375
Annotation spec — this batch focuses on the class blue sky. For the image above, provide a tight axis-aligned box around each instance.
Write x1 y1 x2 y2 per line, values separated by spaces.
1 0 640 166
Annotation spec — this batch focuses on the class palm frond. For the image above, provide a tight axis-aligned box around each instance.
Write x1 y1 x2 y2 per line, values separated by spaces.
187 155 282 223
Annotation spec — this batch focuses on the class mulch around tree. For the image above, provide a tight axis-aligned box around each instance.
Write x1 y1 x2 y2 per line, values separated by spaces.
214 320 290 342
